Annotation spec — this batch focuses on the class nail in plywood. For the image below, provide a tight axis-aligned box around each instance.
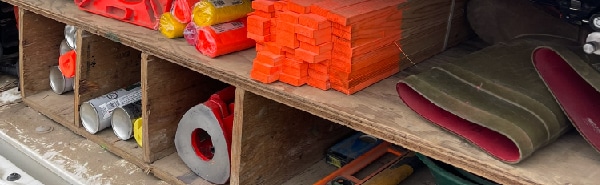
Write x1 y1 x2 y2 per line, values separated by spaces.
74 29 142 127
141 53 228 163
230 89 352 185
18 8 74 126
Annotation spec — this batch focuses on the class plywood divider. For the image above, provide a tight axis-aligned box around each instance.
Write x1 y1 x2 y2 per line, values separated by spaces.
231 89 353 184
141 54 228 163
74 30 142 127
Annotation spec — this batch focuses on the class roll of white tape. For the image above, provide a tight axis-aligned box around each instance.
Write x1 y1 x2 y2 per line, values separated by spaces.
175 104 230 184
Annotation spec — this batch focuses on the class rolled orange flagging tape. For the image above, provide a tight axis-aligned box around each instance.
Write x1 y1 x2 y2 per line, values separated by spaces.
175 86 236 184
59 50 76 78
195 18 255 58
171 0 199 23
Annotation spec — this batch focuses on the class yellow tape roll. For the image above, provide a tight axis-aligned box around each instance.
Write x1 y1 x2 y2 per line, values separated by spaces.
192 0 252 26
159 13 186 38
133 118 143 147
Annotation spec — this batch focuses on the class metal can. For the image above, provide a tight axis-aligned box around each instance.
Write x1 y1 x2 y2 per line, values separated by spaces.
64 25 77 50
59 39 71 55
80 83 142 134
111 100 142 140
49 66 74 95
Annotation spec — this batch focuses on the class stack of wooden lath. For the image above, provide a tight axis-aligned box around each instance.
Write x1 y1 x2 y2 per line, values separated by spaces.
248 0 470 94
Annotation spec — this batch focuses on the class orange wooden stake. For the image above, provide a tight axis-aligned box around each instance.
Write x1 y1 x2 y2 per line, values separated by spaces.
287 0 323 14
331 67 399 95
247 32 271 43
308 60 330 74
252 61 281 75
277 20 296 33
327 0 407 26
310 0 371 17
252 0 276 12
283 58 309 70
307 78 330 90
298 14 331 29
265 42 284 55
247 15 271 35
295 24 331 38
282 65 308 77
300 41 332 54
308 68 329 81
253 10 276 18
297 32 331 45
274 1 289 11
276 30 299 48
251 70 280 83
279 72 307 86
278 11 300 23
256 51 284 66
256 43 265 52
295 48 331 63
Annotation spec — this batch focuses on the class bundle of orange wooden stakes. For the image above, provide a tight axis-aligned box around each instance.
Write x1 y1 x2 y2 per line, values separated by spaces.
247 0 469 95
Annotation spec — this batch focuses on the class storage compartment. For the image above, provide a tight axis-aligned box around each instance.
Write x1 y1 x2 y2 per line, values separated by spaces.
143 54 229 184
231 89 353 184
19 9 74 126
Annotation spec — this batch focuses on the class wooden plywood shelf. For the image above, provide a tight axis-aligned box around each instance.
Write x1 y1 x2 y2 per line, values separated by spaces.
5 0 600 184
21 90 74 125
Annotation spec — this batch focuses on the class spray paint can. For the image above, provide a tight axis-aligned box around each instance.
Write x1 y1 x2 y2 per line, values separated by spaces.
111 100 142 140
60 39 71 55
49 66 74 95
64 25 77 50
80 83 142 134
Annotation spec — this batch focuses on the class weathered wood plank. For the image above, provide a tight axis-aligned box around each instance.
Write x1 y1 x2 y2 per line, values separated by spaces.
151 153 213 185
21 90 74 126
231 89 352 184
141 53 227 163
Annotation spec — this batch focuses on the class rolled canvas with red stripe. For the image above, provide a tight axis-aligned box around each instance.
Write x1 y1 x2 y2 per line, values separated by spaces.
533 46 600 153
396 36 573 164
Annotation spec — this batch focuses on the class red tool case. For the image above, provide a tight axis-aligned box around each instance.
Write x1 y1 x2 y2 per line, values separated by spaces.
74 0 174 29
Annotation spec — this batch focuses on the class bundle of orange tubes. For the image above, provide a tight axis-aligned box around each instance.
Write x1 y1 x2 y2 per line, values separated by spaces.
247 0 469 95
159 0 255 58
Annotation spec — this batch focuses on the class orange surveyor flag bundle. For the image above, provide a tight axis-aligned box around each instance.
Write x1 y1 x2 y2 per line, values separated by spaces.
59 50 77 78
195 18 256 58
